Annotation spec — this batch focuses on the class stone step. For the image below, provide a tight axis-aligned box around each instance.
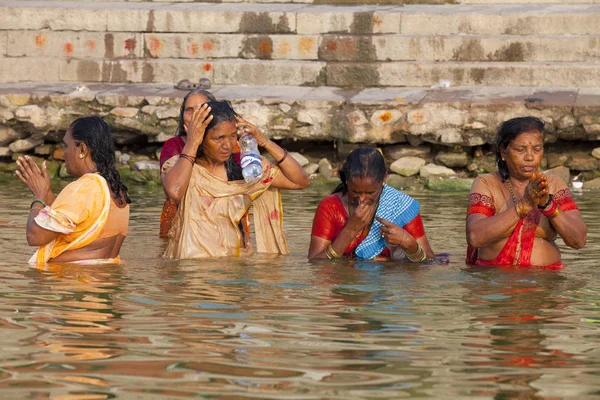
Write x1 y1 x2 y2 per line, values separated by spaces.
1 57 599 87
30 0 600 5
5 30 600 63
1 83 598 146
2 2 600 36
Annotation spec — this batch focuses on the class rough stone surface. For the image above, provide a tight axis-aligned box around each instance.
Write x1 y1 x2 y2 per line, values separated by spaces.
384 145 431 160
9 137 44 153
290 152 309 167
303 162 319 174
567 153 599 171
317 158 333 178
583 177 600 190
435 152 470 168
544 166 570 185
34 144 54 156
110 107 139 118
420 163 456 178
592 147 600 160
547 153 569 168
427 176 474 191
0 147 12 157
390 156 426 177
0 126 22 146
134 160 160 171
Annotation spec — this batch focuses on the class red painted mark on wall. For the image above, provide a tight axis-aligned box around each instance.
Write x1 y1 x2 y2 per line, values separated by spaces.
86 40 96 51
203 63 212 72
64 42 74 55
202 42 213 51
326 41 337 52
379 111 392 123
373 16 383 28
124 38 137 52
149 38 163 56
35 34 47 47
189 43 199 55
257 41 272 54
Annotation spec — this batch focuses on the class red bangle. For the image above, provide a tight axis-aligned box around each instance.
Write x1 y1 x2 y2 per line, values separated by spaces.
540 200 557 217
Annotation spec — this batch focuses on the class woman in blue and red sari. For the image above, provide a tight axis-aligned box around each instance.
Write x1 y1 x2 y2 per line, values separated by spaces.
466 117 587 269
308 148 435 261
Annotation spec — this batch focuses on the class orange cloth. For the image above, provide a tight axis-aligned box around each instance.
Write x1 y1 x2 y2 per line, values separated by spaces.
162 155 288 259
30 173 129 265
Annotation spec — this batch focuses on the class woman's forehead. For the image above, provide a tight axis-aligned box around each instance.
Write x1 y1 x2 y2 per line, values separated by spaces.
511 130 543 144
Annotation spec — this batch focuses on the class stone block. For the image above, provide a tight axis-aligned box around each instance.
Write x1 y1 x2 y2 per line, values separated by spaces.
96 94 146 107
318 158 333 178
110 107 139 118
0 147 12 157
0 126 22 146
53 147 65 161
143 33 243 59
134 160 160 171
370 110 402 127
304 162 319 174
566 153 599 171
390 156 426 177
9 137 45 153
0 32 6 57
214 60 324 86
106 9 151 32
34 144 54 156
547 153 568 168
0 110 15 122
15 105 46 128
420 163 456 178
592 147 600 160
0 7 107 31
427 176 473 191
7 31 143 59
583 177 600 190
435 152 470 168
383 144 430 160
544 166 570 185
290 152 309 167
0 58 60 83
154 106 180 119
297 7 401 35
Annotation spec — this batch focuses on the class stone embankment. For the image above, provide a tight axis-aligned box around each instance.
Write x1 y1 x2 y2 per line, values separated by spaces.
2 83 600 190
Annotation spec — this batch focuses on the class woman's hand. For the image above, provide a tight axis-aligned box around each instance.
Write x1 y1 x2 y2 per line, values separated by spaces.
15 156 51 202
236 116 269 147
186 104 213 149
346 201 377 235
377 217 407 247
523 172 549 208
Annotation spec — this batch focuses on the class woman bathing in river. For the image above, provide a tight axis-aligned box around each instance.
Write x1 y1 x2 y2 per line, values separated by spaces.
466 116 586 268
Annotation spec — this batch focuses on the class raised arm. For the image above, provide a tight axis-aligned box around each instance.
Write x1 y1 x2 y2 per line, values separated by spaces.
162 104 212 201
236 118 309 190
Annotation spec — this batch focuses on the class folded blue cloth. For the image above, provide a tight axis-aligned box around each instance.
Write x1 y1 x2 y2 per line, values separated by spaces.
355 184 420 260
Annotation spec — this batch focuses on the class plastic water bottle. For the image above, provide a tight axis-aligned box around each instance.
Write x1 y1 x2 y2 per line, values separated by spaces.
239 132 263 183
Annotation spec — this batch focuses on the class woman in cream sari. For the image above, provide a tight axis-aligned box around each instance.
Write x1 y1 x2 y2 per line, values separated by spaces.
16 116 131 265
161 101 310 259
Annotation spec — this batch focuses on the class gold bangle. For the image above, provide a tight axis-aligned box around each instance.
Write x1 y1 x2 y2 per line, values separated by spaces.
548 208 560 219
405 243 427 262
326 244 341 259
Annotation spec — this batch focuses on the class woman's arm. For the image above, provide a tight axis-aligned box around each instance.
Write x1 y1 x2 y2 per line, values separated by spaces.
26 206 58 246
162 104 212 201
548 209 587 249
377 216 435 260
236 119 309 190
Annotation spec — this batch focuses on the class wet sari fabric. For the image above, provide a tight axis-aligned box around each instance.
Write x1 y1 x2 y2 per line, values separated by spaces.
467 173 578 267
162 155 288 259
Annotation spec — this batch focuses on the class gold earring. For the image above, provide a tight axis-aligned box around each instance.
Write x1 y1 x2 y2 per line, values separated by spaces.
79 154 84 159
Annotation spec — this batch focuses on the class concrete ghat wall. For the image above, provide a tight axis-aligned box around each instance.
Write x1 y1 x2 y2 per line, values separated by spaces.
2 84 600 147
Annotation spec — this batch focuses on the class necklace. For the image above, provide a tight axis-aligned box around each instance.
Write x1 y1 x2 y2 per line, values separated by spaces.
505 179 518 204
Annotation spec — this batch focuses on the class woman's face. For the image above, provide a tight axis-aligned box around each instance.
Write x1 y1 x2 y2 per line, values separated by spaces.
183 94 211 133
501 130 544 181
346 176 384 207
63 128 83 176
200 120 238 164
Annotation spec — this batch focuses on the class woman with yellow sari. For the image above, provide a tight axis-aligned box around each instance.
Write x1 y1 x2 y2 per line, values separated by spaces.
161 100 310 258
16 116 131 265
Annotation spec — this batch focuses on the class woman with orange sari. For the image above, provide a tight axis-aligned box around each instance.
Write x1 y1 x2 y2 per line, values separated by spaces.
161 100 309 258
466 116 586 268
16 116 131 265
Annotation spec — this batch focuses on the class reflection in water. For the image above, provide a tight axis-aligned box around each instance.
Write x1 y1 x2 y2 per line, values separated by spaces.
0 181 598 398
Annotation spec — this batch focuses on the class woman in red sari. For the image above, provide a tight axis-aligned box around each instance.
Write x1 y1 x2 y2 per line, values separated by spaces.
466 117 587 268
159 89 218 237
309 148 435 261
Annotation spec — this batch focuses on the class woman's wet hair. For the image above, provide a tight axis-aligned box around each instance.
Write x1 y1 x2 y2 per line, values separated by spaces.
198 100 243 181
333 147 387 194
69 116 131 205
496 116 545 181
176 88 217 137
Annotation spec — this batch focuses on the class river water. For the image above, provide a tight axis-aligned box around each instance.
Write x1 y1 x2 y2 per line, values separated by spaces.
0 178 598 399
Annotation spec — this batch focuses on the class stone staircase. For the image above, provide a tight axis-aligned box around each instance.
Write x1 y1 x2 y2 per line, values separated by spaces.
1 1 600 87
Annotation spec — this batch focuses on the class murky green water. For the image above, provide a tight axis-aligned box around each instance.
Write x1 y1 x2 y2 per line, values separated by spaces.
0 177 599 399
